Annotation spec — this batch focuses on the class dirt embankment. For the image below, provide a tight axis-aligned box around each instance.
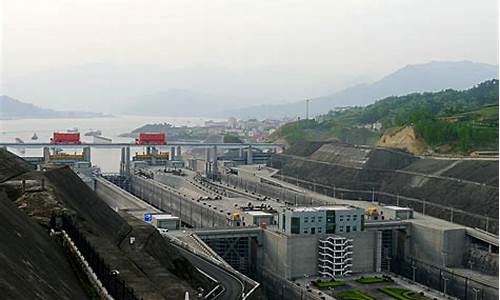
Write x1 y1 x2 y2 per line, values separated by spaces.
377 126 428 155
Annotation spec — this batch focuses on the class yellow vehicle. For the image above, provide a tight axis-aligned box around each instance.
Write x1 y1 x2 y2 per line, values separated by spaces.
232 212 241 221
230 212 242 226
366 207 379 216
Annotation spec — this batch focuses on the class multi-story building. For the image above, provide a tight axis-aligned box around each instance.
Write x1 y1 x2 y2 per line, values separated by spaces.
318 235 353 278
264 205 369 279
278 206 364 235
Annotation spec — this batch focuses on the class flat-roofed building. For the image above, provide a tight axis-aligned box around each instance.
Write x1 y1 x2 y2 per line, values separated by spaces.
152 214 180 230
278 206 365 235
242 210 274 226
381 205 414 220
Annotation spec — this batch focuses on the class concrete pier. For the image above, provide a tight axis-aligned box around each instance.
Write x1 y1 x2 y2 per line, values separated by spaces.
176 146 181 159
82 147 91 162
247 145 253 164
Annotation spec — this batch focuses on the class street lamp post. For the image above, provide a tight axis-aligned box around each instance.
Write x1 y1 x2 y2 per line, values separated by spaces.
411 262 417 282
472 287 481 300
442 275 449 296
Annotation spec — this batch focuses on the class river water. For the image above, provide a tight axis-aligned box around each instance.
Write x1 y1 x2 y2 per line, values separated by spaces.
0 115 213 172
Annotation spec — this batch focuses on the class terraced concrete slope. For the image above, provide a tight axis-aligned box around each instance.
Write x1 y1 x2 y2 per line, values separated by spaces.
274 141 499 232
0 151 88 300
0 150 212 299
39 166 212 298
0 148 35 182
0 149 88 300
0 193 89 300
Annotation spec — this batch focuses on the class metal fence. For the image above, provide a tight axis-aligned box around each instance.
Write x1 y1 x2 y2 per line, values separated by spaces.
61 215 141 300
392 258 498 300
268 154 498 235
277 173 498 234
256 268 324 300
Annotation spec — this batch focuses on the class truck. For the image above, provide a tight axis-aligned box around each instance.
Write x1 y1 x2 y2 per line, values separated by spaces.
51 132 81 144
136 132 166 145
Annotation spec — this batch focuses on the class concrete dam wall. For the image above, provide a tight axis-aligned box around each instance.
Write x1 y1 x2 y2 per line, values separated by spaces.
98 174 230 228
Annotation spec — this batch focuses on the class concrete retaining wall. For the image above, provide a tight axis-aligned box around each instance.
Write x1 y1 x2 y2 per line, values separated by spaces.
129 175 229 228
345 231 378 273
409 222 466 268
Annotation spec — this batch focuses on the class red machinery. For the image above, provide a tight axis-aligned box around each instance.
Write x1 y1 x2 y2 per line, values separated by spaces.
51 132 81 144
136 132 166 145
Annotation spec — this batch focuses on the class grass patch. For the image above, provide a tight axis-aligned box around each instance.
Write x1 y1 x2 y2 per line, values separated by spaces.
356 277 390 284
337 290 377 300
315 280 346 288
378 287 431 300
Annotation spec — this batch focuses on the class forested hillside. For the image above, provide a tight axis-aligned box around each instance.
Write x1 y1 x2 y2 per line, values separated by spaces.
270 79 499 154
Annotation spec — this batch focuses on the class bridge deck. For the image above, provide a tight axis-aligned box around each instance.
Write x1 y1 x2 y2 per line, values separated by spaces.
1 142 282 149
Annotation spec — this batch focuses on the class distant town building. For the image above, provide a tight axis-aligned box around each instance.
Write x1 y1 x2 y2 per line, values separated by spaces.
228 117 238 129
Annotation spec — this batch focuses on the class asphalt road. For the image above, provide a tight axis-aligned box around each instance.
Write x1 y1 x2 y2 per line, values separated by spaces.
174 245 244 300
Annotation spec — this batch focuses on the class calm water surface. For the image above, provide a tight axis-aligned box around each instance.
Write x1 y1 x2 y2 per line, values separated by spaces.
0 115 213 172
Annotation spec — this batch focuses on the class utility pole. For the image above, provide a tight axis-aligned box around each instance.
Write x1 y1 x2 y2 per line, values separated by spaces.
305 99 310 120
441 251 448 267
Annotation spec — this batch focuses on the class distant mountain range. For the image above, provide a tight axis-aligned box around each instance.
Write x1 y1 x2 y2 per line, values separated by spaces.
123 89 251 117
0 95 107 119
2 61 497 119
224 61 499 119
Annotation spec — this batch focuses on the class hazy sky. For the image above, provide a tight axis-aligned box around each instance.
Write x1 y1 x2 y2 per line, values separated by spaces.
1 0 498 110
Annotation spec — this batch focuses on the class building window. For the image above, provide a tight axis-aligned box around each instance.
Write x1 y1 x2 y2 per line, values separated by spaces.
346 225 351 233
318 217 323 222
304 217 308 223
339 217 344 222
353 225 357 232
318 227 322 233
326 211 335 234
339 225 344 232
304 229 308 234
311 217 315 223
311 227 316 234
291 217 300 234
353 215 357 221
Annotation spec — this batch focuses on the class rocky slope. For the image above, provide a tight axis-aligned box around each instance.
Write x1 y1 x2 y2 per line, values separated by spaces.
377 126 428 155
